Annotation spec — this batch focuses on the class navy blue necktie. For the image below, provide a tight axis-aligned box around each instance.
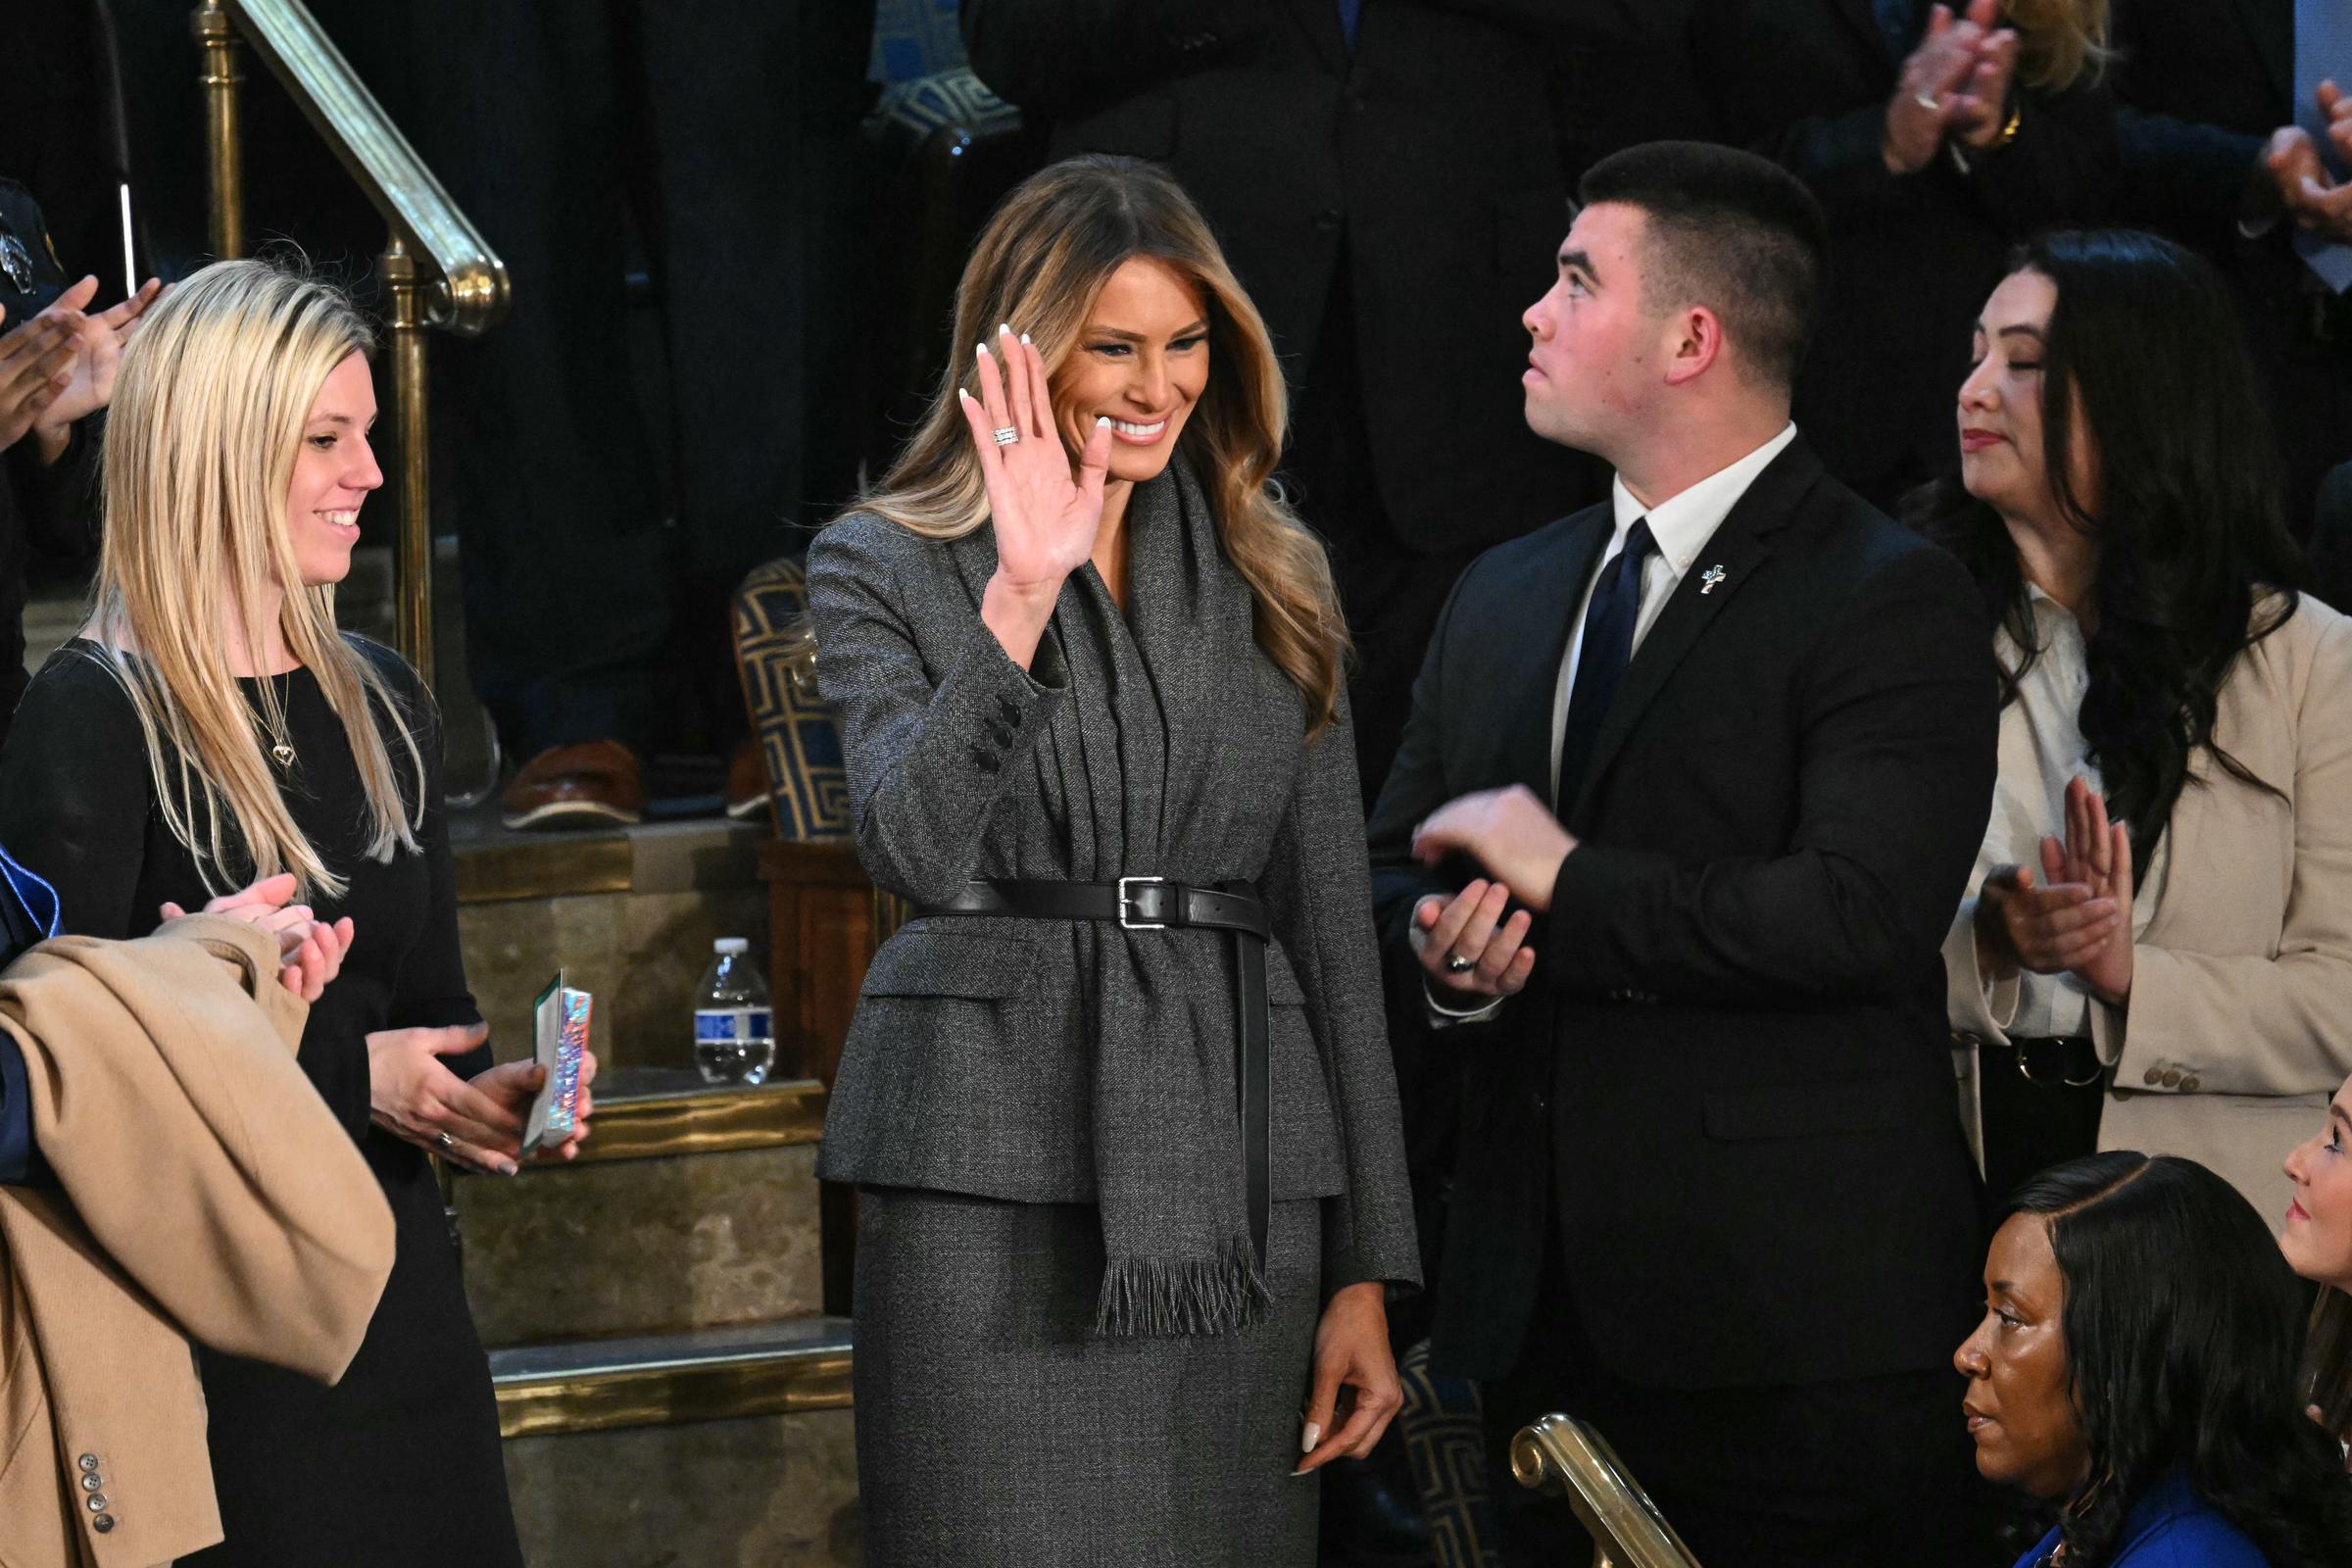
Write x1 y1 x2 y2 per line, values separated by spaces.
1554 519 1657 808
2297 0 2352 291
1338 0 1362 50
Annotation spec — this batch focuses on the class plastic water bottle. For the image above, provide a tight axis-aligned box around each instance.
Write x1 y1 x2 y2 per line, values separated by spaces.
693 938 775 1085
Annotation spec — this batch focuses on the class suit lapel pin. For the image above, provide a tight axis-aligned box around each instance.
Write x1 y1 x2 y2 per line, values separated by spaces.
1699 564 1727 595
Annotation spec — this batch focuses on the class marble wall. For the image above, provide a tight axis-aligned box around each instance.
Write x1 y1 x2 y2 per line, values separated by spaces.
461 886 771 1074
505 1407 859 1567
458 1143 823 1348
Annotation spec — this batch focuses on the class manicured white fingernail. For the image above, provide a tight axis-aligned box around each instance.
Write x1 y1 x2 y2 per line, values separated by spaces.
1301 1422 1321 1452
957 387 972 402
976 341 989 359
998 321 1013 337
1019 332 1032 345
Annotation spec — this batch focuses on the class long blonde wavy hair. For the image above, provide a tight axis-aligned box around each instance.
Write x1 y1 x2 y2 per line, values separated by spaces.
859 155 1349 737
2007 0 2111 92
86 259 424 899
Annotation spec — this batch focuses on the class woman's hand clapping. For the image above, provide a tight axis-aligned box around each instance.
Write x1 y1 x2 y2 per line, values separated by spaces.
160 870 355 1002
1973 776 2135 1006
958 321 1113 668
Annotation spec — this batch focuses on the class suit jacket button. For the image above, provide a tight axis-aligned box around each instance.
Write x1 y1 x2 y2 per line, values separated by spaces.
92 1515 115 1535
1314 208 1341 232
2180 1074 2201 1093
77 1455 98 1473
2160 1068 2182 1088
86 1494 108 1511
2142 1065 2163 1086
81 1474 101 1492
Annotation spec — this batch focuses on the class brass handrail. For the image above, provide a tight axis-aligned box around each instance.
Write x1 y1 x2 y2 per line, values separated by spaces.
1510 1413 1705 1568
194 0 511 683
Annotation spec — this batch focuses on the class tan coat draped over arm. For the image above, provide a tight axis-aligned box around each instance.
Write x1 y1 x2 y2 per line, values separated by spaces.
0 915 395 1568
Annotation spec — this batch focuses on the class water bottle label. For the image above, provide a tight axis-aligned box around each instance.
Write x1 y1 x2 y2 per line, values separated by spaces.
695 1007 773 1043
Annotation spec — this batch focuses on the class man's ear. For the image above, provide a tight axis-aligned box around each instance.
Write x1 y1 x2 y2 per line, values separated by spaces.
1661 304 1727 388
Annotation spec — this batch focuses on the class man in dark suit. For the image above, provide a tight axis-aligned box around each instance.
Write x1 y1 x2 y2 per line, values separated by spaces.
1367 142 1998 1566
960 1 1643 798
2110 0 2352 597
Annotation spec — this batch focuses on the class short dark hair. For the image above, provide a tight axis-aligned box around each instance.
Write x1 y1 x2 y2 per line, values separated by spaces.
2006 1153 2352 1568
1576 140 1826 390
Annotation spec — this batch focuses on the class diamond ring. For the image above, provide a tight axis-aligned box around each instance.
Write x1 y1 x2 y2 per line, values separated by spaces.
1445 954 1477 974
992 426 1020 448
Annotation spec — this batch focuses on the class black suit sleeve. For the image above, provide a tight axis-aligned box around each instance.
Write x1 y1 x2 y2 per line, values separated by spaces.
1540 543 1998 1004
958 0 1280 116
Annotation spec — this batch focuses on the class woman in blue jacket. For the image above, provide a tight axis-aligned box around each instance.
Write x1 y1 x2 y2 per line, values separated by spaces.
1958 1152 2352 1566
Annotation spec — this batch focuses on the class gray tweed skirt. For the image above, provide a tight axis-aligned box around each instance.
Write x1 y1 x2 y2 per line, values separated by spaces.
853 1188 1324 1567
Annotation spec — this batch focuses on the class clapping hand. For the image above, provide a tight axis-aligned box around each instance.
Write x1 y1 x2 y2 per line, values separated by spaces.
31 274 163 455
2265 80 2352 242
1413 880 1537 1000
161 870 355 1003
0 305 78 453
958 321 1113 668
1410 784 1575 914
1971 777 2133 1004
2039 775 2134 1004
1884 1 2017 173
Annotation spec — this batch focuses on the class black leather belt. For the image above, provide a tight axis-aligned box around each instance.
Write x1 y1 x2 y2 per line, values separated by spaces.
1989 1034 2102 1090
918 876 1272 1268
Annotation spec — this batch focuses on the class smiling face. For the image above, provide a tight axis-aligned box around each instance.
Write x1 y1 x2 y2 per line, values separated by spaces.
284 351 382 588
1954 1213 2091 1499
1048 255 1211 487
1520 201 1669 460
1959 270 2100 531
2281 1082 2352 1290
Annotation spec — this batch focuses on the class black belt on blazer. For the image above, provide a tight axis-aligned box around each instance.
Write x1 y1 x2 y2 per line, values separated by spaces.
917 877 1273 1269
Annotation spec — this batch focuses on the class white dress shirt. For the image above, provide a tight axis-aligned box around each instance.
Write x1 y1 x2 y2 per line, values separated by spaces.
1944 586 2167 1041
1425 422 1800 1023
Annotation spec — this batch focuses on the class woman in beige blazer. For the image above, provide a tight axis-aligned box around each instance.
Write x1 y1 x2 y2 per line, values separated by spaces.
1915 228 2352 1217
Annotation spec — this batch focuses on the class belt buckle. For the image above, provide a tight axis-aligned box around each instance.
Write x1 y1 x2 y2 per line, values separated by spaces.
1117 875 1170 930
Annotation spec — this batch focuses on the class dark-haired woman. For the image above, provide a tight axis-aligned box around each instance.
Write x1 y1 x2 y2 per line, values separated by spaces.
1924 229 2352 1214
2280 1071 2352 1461
1958 1152 2352 1567
807 155 1418 1565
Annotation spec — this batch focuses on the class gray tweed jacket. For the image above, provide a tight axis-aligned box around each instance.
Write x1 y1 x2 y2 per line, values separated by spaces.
806 466 1419 1292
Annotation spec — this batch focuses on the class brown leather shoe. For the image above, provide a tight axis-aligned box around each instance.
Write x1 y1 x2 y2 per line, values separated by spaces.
501 741 644 830
723 739 770 822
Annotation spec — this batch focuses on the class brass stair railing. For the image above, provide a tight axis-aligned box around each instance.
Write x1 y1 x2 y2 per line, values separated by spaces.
194 0 509 685
1511 1413 1704 1568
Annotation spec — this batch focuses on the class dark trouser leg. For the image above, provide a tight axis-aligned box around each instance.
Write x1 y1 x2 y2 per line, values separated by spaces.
416 0 668 760
1480 1224 1994 1568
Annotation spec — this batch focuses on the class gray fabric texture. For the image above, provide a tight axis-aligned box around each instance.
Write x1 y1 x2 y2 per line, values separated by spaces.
806 460 1420 1330
852 1187 1323 1568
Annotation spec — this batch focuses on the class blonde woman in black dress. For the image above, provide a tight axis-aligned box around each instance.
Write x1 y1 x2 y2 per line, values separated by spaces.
0 260 595 1566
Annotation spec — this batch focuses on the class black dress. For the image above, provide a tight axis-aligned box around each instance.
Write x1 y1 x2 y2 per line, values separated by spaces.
0 637 522 1567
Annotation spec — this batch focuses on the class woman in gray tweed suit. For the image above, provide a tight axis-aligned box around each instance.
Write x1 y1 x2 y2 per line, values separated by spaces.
807 156 1420 1565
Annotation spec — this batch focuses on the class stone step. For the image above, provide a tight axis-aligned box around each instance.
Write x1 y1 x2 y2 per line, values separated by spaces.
453 812 773 1075
455 1067 826 1348
492 1317 858 1568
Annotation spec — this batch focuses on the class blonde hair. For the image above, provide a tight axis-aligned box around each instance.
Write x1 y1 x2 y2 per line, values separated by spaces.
88 258 424 899
857 155 1349 737
2006 0 2111 92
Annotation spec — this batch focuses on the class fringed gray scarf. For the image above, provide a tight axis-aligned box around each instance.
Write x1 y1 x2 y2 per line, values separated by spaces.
1035 459 1272 1338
